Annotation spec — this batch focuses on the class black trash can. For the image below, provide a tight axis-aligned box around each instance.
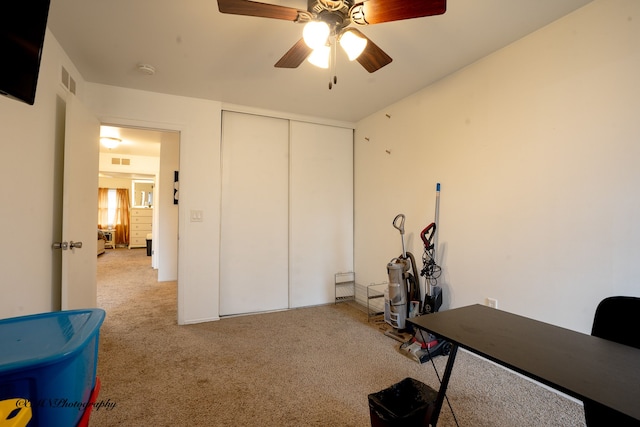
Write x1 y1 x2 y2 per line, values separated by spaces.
146 234 152 256
368 377 438 427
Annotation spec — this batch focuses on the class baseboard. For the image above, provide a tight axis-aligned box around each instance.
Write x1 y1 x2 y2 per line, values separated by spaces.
179 316 220 325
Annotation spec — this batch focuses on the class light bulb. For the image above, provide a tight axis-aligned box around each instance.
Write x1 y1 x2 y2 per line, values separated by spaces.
303 21 330 50
100 126 121 149
339 29 367 61
100 137 121 149
307 45 330 69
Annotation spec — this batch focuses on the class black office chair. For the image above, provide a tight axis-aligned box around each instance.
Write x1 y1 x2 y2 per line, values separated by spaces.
584 296 640 426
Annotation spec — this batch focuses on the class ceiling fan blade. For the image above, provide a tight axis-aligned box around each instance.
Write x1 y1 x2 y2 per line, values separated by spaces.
354 31 392 73
275 39 313 68
218 0 302 21
354 0 446 25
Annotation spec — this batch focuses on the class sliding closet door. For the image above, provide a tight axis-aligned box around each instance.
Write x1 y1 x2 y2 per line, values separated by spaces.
220 111 289 316
289 122 353 308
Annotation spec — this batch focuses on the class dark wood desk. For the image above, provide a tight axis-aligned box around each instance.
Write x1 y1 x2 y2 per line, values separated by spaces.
408 304 640 425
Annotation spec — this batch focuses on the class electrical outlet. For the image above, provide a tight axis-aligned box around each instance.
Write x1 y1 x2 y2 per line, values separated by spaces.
486 298 498 309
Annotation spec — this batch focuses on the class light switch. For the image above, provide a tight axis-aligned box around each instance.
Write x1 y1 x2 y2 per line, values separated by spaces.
190 210 203 222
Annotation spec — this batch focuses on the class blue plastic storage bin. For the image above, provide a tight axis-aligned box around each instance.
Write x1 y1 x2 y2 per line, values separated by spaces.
0 309 105 427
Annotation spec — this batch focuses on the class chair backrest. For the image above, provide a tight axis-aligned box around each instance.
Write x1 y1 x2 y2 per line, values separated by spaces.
591 296 640 348
585 296 640 426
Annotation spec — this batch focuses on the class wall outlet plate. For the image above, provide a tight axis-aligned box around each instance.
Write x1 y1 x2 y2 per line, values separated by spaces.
190 210 203 222
486 298 498 309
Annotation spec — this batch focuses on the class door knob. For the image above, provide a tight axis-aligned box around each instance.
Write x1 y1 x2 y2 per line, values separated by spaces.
52 241 69 250
70 241 83 249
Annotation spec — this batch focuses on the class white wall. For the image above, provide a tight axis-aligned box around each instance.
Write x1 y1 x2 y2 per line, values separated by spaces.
84 83 222 325
157 132 179 281
0 26 352 323
99 152 159 176
0 23 222 323
354 0 640 333
7 0 633 334
86 89 356 324
99 177 133 189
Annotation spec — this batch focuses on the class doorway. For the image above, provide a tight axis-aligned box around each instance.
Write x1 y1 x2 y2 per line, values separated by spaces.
98 125 180 282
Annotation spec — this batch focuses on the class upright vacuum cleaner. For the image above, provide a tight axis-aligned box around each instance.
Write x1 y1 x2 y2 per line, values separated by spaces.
384 214 421 340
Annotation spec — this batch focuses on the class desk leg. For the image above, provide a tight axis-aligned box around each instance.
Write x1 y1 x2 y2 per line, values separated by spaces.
430 343 459 426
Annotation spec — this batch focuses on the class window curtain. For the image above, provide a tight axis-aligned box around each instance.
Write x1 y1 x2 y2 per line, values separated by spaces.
114 188 130 245
97 188 110 229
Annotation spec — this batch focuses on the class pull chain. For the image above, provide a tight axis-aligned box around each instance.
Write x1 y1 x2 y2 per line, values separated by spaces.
329 39 337 89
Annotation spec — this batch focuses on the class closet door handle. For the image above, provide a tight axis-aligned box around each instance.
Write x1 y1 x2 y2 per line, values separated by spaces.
70 241 83 249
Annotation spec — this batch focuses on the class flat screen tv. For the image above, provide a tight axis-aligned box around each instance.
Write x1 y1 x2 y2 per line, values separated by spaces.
0 0 52 105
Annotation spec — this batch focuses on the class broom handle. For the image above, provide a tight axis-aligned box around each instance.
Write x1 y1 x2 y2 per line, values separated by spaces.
433 183 441 263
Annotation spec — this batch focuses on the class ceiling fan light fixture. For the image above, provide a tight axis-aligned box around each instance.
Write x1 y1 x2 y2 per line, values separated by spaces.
307 45 331 69
339 28 367 61
303 21 330 49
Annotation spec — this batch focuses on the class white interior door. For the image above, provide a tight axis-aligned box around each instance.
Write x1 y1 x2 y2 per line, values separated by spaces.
220 111 289 316
289 122 354 307
60 95 100 309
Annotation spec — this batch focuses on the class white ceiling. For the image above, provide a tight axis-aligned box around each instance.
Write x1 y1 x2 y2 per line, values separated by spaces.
99 126 165 157
48 0 594 124
98 125 164 179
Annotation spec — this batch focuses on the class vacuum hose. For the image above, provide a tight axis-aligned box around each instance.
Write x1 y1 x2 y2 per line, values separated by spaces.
405 251 421 306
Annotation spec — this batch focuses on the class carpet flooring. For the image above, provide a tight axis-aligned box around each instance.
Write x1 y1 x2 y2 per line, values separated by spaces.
91 248 585 426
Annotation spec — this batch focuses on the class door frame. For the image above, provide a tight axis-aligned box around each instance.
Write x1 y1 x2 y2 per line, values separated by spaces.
97 116 183 318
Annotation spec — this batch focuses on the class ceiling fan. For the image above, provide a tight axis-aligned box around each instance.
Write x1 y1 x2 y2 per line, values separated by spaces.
217 0 446 86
